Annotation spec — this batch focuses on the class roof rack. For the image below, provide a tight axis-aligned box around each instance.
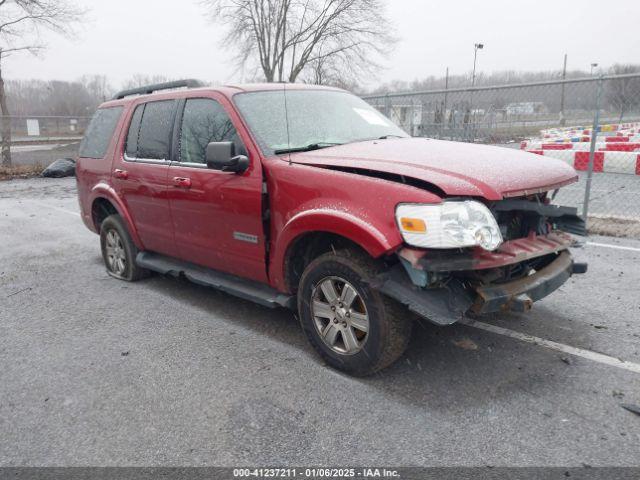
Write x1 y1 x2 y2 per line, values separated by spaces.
112 79 205 100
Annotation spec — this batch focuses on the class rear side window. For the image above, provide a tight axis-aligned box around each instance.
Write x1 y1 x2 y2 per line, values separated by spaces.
125 100 175 160
138 100 175 159
79 107 123 159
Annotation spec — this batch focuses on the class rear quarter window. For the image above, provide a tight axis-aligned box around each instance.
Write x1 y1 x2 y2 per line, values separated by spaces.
125 104 144 158
79 106 123 159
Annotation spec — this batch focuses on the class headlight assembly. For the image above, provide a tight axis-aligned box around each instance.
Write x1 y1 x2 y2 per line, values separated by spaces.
396 200 503 251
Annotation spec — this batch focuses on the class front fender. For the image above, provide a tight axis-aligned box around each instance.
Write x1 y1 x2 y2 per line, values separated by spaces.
270 208 402 292
89 183 144 249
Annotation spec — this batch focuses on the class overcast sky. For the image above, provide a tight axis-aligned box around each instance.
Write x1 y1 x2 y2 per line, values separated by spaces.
6 0 640 88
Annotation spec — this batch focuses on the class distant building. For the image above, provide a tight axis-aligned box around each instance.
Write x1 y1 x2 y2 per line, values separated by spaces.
388 104 423 136
505 102 548 115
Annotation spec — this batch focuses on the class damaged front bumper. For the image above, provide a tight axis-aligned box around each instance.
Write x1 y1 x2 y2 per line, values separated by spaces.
374 234 588 326
471 250 586 314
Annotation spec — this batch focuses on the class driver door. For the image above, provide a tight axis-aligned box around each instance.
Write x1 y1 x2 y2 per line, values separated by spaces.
167 95 267 283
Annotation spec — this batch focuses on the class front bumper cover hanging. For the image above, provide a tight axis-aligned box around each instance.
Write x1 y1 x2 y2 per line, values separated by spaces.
374 249 587 326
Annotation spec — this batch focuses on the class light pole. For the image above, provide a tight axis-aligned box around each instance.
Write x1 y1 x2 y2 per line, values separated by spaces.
472 43 484 87
469 43 483 140
559 54 567 126
590 63 598 76
441 67 449 138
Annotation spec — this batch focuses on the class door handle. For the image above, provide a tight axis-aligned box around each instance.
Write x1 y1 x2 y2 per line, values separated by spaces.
172 177 192 188
113 169 128 180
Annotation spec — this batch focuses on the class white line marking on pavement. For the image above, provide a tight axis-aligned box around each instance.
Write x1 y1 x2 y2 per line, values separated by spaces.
586 241 640 253
29 200 80 217
460 319 640 375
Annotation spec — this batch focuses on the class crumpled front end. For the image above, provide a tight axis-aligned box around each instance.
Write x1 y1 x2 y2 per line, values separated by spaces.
375 237 587 325
373 196 588 326
471 250 583 314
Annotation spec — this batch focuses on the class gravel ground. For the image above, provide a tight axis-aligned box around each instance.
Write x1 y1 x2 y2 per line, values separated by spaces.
1 177 639 466
9 142 80 168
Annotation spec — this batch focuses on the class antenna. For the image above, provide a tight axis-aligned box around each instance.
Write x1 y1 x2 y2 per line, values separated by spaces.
282 82 292 165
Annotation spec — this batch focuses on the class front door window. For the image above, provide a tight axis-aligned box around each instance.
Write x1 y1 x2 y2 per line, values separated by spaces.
179 98 243 164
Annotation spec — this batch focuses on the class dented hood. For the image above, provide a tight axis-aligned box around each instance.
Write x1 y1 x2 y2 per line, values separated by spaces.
288 138 578 200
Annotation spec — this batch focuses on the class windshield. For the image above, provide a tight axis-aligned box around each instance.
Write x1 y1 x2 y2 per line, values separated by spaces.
234 89 408 155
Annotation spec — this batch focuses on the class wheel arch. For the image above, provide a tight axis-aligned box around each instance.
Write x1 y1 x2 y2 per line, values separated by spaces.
89 184 144 249
272 210 400 294
91 197 118 230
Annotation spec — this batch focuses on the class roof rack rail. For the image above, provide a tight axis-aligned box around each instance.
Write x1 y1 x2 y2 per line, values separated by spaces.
112 79 205 100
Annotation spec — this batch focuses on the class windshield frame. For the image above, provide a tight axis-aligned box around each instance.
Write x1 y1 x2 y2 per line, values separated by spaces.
232 88 408 157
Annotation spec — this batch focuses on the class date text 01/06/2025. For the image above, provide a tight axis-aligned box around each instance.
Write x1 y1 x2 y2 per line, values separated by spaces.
232 468 400 478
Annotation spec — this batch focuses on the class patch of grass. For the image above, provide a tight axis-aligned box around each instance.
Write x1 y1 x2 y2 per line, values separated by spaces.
0 164 44 181
588 215 640 239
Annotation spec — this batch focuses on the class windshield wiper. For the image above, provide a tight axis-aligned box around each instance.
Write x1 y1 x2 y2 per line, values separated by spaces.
378 134 406 139
274 142 342 155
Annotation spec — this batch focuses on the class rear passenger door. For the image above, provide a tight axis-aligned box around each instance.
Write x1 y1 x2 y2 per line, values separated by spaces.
167 96 267 283
111 100 177 257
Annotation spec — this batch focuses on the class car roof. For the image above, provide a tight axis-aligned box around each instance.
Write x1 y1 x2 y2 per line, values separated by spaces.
98 82 345 109
224 82 343 93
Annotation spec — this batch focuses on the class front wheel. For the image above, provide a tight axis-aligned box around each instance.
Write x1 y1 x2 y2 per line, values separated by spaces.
297 249 412 376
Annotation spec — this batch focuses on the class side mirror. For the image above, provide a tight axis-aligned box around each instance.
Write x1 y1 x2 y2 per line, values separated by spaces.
205 141 249 173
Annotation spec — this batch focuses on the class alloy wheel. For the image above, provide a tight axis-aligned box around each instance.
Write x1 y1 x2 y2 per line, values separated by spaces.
105 229 126 276
311 276 369 355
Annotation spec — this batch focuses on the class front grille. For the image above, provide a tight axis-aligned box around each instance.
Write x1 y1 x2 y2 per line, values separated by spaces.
495 208 551 241
492 194 551 241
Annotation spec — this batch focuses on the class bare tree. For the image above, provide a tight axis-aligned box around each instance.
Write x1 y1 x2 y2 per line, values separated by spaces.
606 64 640 122
201 0 396 84
6 78 106 116
81 74 113 105
0 0 84 167
299 42 362 90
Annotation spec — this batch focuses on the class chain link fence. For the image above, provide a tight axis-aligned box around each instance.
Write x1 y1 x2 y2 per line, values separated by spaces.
1 115 91 141
1 115 90 168
363 73 640 238
4 80 640 237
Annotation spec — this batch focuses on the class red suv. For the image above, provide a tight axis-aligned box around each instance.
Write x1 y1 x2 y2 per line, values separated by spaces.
76 80 587 375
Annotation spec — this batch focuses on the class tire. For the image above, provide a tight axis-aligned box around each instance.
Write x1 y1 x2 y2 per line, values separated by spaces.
297 248 412 376
99 214 149 282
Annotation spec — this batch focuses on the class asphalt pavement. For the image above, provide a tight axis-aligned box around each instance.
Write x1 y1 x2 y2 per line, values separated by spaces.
555 171 640 221
1 177 639 466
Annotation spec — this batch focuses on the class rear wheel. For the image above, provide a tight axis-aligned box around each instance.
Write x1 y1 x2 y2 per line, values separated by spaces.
297 248 412 376
100 214 148 281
